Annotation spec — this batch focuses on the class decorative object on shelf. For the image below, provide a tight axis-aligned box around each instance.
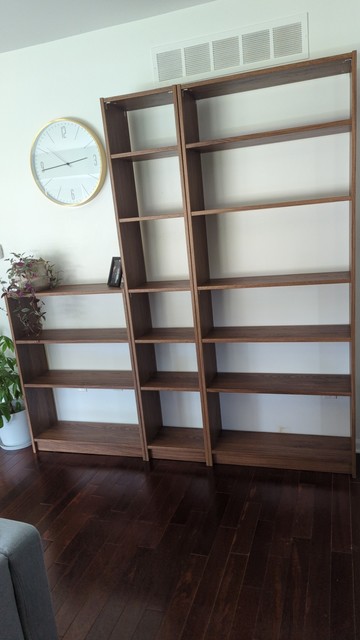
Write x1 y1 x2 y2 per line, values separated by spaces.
107 257 122 287
30 118 107 206
0 334 31 449
1 253 58 336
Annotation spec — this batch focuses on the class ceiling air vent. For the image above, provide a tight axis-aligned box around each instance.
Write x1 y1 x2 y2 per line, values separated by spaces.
152 13 309 84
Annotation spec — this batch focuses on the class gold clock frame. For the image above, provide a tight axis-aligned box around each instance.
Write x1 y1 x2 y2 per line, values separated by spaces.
30 117 107 207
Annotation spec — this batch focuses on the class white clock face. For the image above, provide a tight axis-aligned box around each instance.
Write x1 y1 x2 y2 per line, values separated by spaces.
30 118 106 206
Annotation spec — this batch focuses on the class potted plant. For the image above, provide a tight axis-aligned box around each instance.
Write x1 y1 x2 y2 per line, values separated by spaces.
0 334 31 450
1 252 58 336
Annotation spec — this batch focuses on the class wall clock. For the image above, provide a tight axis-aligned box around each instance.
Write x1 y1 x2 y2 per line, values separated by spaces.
30 118 107 206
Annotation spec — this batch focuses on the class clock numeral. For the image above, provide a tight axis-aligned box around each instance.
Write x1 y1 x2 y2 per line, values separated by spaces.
61 125 67 139
71 189 75 201
40 161 45 172
93 154 98 167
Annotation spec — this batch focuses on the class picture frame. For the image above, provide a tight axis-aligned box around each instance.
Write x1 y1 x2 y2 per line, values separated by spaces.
107 257 122 287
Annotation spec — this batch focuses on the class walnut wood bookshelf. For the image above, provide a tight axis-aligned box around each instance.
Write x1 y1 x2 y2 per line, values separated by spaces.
5 284 144 458
100 51 356 475
6 52 355 475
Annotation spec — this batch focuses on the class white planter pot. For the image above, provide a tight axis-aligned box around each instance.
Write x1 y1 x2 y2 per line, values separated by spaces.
0 410 32 450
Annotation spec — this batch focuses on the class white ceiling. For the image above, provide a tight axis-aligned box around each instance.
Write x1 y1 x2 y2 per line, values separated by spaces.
0 0 216 54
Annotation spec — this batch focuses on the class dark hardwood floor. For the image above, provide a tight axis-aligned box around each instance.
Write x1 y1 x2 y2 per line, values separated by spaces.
0 447 359 639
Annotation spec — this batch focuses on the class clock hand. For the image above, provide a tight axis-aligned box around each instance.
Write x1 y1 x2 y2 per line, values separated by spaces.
46 148 70 166
42 157 88 172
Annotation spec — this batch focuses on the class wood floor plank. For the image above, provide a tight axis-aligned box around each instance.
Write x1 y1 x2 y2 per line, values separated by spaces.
330 551 355 640
146 510 206 612
228 586 261 640
84 535 149 640
231 501 261 555
279 538 311 640
0 449 359 640
190 491 230 556
180 526 236 639
154 554 206 640
331 474 352 553
52 518 114 623
203 553 247 639
243 519 274 589
292 482 314 539
248 467 285 522
270 470 299 558
131 609 164 640
171 474 215 524
351 479 360 639
253 555 289 640
303 474 332 640
107 547 158 640
62 541 129 640
136 474 191 526
220 471 253 527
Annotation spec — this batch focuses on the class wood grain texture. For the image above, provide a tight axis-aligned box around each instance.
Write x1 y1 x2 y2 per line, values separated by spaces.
35 283 122 297
202 324 351 343
23 369 135 389
191 194 351 216
16 328 129 344
0 449 359 639
186 119 351 153
135 327 195 343
207 372 351 395
198 271 351 290
212 430 352 474
183 52 353 99
141 371 200 391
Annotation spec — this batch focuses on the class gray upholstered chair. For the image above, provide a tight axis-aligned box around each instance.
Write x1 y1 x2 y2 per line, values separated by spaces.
0 517 58 640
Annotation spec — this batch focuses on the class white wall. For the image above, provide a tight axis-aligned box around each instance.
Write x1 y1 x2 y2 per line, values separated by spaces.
0 0 359 437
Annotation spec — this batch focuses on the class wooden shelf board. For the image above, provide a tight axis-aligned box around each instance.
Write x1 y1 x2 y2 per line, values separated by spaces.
198 271 351 290
135 328 195 343
207 372 351 396
148 426 206 462
186 120 351 153
103 86 176 111
119 212 184 222
128 279 191 293
183 53 354 99
212 430 352 474
191 195 351 216
111 145 179 161
202 324 351 343
24 370 135 389
16 328 129 344
141 371 199 391
35 421 142 456
35 283 122 297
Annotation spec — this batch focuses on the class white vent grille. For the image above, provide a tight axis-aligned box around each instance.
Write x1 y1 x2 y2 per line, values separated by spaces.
152 14 309 84
242 29 271 64
213 36 240 70
184 42 211 75
273 22 303 58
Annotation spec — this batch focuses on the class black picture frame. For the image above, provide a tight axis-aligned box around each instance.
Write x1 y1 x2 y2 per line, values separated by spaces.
107 257 122 287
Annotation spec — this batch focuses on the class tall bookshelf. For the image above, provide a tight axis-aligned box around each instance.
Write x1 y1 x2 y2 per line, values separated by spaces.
100 87 210 464
102 51 356 475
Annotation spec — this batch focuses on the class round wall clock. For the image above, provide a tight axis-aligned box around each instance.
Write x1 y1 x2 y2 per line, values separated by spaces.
30 118 107 206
